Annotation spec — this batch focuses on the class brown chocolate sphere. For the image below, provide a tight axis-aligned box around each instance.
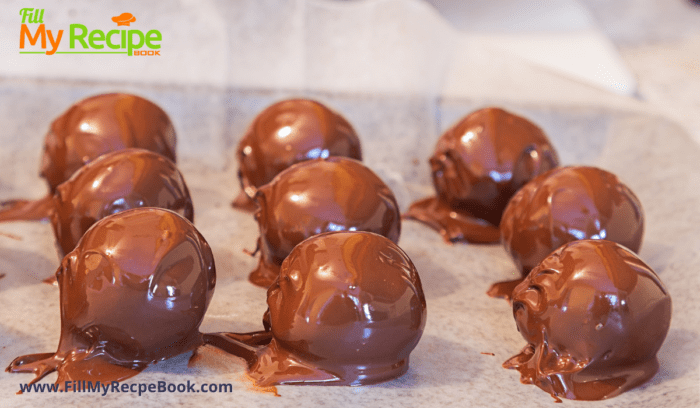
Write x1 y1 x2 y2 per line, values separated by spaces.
405 107 559 243
233 99 362 210
6 208 216 388
51 148 193 257
252 231 426 386
500 166 644 276
505 240 671 401
40 93 177 193
249 157 401 287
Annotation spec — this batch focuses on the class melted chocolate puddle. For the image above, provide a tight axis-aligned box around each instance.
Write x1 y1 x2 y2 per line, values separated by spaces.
486 277 524 300
202 334 394 387
403 197 500 243
0 195 54 222
7 348 145 393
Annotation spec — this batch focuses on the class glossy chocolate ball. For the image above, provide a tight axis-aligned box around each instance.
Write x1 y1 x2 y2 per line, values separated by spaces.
234 99 361 208
6 208 215 387
51 148 193 257
505 240 671 401
250 157 401 287
501 166 644 275
404 107 558 244
40 93 177 193
253 231 426 386
430 107 558 226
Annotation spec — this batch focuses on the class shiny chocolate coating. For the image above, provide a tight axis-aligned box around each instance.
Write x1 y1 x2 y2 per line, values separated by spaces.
207 231 427 386
249 157 401 287
51 148 193 257
6 208 216 388
501 166 644 276
1 94 176 223
405 107 559 243
40 93 177 193
233 99 362 209
504 240 671 401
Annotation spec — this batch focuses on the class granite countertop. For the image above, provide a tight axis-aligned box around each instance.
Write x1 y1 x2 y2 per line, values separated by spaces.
1 1 700 407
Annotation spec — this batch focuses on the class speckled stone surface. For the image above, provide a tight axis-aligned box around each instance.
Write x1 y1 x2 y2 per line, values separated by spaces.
0 81 699 407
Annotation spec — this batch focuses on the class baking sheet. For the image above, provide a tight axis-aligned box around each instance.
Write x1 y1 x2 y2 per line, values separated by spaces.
0 80 699 407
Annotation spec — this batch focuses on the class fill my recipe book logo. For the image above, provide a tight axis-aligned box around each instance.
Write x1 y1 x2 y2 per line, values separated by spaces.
19 8 162 56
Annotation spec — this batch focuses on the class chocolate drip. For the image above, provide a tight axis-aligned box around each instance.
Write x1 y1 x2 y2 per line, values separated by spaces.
404 197 500 243
485 278 524 301
0 196 55 222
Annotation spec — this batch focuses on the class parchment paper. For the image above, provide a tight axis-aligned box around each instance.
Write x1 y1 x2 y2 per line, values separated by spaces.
0 80 698 407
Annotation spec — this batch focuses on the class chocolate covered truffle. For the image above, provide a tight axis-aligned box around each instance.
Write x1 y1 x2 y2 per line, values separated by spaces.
249 157 401 287
404 107 559 243
233 99 362 211
51 148 193 257
206 231 426 386
40 93 177 193
505 240 671 401
491 166 644 298
0 93 176 222
6 208 216 388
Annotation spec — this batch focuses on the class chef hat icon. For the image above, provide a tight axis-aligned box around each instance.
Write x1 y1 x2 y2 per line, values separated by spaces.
112 13 136 26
